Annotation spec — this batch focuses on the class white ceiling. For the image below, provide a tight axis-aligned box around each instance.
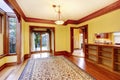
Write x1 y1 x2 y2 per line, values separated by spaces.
16 0 118 21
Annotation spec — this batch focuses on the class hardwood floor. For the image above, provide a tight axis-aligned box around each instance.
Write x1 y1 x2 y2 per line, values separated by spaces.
0 52 120 80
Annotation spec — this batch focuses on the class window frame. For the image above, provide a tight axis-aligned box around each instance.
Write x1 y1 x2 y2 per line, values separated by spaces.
0 14 2 33
0 8 6 57
6 12 18 55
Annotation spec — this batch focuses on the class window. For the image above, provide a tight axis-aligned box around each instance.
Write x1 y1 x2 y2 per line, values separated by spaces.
114 32 120 44
8 17 17 54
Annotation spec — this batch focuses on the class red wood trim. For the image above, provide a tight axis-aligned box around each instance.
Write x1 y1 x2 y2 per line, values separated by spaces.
25 17 55 24
6 54 17 56
0 62 17 71
64 20 78 25
4 0 120 25
31 51 50 54
78 1 120 23
24 54 31 60
0 63 6 71
0 54 7 59
6 62 17 66
4 0 26 20
54 51 71 56
29 26 55 55
0 15 2 33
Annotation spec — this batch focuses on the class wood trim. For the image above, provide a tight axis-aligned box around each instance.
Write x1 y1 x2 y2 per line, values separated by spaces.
77 1 120 23
74 48 81 50
63 20 78 25
24 54 31 60
0 63 6 71
31 51 50 54
0 62 17 71
70 25 88 54
4 0 26 20
16 18 22 64
6 62 17 66
4 0 120 25
29 26 55 55
25 17 55 24
54 51 70 55
0 15 2 33
0 54 7 59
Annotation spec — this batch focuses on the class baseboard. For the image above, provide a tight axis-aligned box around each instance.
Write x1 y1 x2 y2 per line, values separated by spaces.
0 64 6 71
74 48 81 50
24 54 31 60
6 62 17 66
0 62 17 71
54 51 71 56
31 51 50 54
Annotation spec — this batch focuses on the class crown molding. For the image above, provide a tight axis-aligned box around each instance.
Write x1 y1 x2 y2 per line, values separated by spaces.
4 0 120 25
77 0 120 23
25 17 55 24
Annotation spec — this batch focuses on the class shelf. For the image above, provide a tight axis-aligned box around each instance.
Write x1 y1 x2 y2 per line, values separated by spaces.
88 48 97 50
86 58 97 63
98 64 112 70
99 56 112 60
115 62 120 65
115 54 120 56
88 53 98 57
99 50 112 54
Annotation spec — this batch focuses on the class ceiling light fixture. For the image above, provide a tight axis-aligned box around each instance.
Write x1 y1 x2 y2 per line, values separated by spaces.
53 4 64 25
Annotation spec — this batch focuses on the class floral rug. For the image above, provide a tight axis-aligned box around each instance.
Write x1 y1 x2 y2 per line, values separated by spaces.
19 56 95 80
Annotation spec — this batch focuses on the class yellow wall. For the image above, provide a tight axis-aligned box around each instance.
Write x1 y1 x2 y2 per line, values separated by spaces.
77 9 120 43
23 22 70 54
0 17 4 55
0 57 5 67
0 34 3 55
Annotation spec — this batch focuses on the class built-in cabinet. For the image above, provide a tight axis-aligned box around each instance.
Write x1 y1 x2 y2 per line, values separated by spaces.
85 44 120 73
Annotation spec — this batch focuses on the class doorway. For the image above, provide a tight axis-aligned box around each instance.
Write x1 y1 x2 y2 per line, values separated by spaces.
31 32 50 52
30 26 55 55
70 25 88 57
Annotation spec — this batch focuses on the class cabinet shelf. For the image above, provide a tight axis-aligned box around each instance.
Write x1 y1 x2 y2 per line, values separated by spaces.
86 58 97 63
85 44 120 73
99 50 112 54
88 53 98 57
115 62 120 65
99 56 112 60
88 48 97 50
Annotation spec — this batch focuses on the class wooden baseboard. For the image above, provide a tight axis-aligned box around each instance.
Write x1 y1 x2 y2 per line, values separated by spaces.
31 51 50 54
0 62 17 71
74 48 81 50
54 51 71 56
24 54 31 60
0 64 6 71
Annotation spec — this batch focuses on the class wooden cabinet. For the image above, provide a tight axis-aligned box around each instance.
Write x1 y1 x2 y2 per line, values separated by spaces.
114 48 120 72
85 44 120 73
85 45 98 63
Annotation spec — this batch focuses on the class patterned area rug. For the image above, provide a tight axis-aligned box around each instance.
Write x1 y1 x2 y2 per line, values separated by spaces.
19 56 95 80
